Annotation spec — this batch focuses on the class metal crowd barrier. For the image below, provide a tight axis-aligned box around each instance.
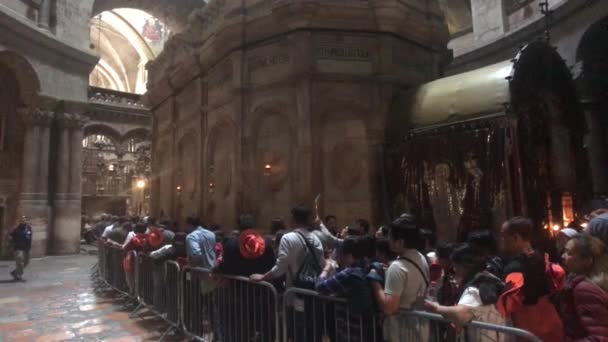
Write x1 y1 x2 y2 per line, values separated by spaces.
132 253 182 339
164 260 181 330
97 241 107 280
181 267 281 342
283 287 542 342
405 310 543 342
132 253 155 316
96 247 543 342
283 287 381 342
100 243 131 295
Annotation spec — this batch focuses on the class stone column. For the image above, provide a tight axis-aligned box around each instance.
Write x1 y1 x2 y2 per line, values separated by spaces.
50 113 87 255
17 109 54 257
69 121 85 195
38 0 51 29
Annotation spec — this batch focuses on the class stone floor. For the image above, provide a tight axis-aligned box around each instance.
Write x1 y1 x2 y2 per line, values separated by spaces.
0 254 183 342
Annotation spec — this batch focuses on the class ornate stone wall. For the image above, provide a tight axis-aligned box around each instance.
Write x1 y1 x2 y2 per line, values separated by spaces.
146 0 450 229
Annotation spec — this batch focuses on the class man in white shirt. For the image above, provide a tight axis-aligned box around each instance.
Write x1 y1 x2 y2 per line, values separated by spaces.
250 205 325 287
251 205 325 342
100 216 118 239
371 214 430 342
101 216 128 240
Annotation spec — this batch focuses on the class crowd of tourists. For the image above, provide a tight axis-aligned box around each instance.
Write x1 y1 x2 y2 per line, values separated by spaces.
88 203 608 342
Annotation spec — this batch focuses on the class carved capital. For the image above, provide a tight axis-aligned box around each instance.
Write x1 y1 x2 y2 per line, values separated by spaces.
71 113 90 129
56 113 89 129
19 108 55 126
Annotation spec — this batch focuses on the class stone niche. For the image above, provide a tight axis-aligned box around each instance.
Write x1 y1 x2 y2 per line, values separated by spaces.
146 0 449 230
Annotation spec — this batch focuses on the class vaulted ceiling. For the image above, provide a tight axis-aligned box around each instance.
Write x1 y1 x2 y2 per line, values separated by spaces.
91 0 206 32
89 8 169 94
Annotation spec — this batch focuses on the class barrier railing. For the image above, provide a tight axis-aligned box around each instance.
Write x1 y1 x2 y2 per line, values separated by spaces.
283 287 381 342
165 261 181 329
131 253 182 339
283 287 542 342
404 310 543 342
135 253 155 307
181 267 281 342
96 247 542 342
97 241 107 279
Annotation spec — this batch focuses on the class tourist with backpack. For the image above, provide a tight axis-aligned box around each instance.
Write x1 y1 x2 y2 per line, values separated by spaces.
316 236 380 341
370 214 430 342
250 205 324 287
496 217 565 341
425 244 508 342
250 205 325 342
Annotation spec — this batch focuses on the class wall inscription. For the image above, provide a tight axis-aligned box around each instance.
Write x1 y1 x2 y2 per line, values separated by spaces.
248 54 290 71
316 47 373 74
316 47 371 61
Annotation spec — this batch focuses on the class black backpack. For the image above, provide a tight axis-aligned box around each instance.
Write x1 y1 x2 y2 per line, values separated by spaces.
293 232 322 289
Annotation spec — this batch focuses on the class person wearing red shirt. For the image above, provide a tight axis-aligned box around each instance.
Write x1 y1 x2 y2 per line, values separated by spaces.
497 217 564 342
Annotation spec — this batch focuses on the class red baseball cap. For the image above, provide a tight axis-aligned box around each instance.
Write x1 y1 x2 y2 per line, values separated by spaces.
239 229 266 259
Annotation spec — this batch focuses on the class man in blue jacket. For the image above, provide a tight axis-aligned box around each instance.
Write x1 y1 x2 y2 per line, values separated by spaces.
9 216 33 281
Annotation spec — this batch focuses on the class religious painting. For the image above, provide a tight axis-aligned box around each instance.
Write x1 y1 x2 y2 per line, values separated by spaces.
142 18 165 44
111 9 171 55
386 127 507 242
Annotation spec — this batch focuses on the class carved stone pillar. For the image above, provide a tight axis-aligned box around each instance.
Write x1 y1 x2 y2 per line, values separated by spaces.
50 113 87 255
17 109 54 257
38 0 51 29
70 123 85 195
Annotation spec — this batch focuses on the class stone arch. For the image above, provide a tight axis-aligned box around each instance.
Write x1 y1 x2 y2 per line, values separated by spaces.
0 51 40 108
575 16 608 99
83 123 122 147
247 101 292 136
122 127 150 143
574 17 608 196
576 16 608 62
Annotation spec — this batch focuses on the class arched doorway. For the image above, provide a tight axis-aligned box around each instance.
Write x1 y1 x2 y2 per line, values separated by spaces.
576 17 608 198
81 125 151 217
0 51 41 256
81 131 127 216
